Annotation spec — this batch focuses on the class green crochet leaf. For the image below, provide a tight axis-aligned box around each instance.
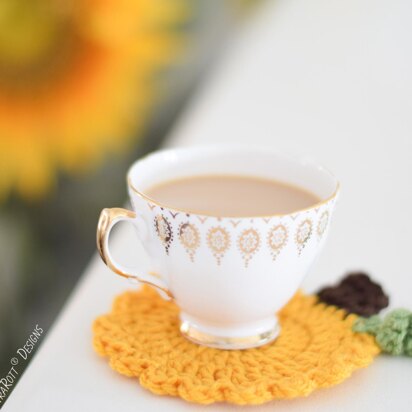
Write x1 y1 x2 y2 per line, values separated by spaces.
353 309 412 357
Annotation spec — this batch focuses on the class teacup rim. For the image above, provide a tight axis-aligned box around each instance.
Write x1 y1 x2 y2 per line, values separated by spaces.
127 144 340 219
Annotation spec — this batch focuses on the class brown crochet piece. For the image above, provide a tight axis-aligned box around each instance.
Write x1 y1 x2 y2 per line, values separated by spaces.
317 272 389 317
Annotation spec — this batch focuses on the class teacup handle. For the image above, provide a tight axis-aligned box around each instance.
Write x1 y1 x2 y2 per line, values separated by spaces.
96 208 173 300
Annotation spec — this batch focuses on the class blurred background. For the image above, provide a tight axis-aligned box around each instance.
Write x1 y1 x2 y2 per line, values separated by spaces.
0 0 263 377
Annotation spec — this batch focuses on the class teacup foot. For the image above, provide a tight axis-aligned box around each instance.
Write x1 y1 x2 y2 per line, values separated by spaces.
179 314 280 350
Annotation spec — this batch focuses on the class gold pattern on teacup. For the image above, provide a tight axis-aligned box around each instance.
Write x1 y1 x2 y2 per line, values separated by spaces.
154 214 173 254
169 210 180 219
295 219 313 255
238 228 260 267
196 216 208 224
178 222 200 262
229 219 241 228
267 224 288 260
207 226 230 265
317 210 329 240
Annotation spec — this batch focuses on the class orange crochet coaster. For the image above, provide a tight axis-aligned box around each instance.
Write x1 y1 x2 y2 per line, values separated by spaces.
93 286 380 405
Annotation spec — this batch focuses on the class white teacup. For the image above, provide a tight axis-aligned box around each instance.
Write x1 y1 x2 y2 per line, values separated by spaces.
97 146 339 349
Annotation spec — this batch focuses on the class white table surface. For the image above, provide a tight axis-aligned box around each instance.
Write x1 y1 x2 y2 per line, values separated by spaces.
4 0 412 410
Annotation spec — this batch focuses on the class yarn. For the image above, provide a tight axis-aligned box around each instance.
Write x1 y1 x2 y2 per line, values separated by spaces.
353 309 412 357
317 272 389 316
93 286 379 405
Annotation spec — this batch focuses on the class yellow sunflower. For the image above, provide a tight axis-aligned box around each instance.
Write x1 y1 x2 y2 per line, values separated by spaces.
0 0 187 201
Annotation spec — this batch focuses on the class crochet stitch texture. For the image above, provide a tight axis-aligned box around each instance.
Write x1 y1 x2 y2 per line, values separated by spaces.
353 309 412 356
93 286 380 405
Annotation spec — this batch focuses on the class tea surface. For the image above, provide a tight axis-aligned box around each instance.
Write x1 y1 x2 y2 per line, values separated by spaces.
145 175 319 217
